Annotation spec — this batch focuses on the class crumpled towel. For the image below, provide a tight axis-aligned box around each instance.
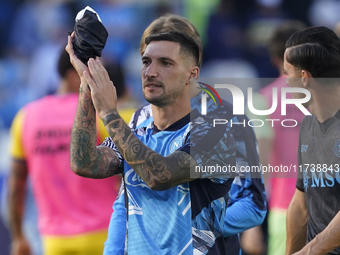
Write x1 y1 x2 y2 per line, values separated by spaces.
72 6 108 65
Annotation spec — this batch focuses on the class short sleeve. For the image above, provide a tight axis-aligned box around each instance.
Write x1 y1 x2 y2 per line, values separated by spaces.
10 109 25 159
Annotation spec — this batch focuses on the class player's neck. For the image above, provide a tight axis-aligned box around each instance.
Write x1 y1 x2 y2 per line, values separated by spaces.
309 85 340 123
190 82 201 98
152 101 191 130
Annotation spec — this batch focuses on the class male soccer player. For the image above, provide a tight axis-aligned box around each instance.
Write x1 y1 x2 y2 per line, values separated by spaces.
103 14 267 255
66 30 236 254
285 26 340 255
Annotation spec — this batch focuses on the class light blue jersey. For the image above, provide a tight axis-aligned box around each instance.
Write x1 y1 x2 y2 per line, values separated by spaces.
124 123 193 254
104 92 267 255
102 109 236 254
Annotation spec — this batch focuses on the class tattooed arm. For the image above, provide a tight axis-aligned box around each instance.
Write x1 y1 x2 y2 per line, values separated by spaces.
81 58 198 190
66 34 197 188
106 110 197 190
69 86 122 178
66 33 122 178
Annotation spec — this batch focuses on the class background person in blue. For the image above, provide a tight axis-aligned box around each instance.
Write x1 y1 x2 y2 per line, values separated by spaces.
66 27 237 254
104 14 267 255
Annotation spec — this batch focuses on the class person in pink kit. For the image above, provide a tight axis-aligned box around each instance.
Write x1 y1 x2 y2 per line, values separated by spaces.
7 49 121 255
254 20 306 255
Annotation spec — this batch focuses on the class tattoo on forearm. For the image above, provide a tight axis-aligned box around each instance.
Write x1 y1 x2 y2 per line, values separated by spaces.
70 128 122 177
70 87 122 178
105 111 196 188
79 88 96 134
71 88 96 174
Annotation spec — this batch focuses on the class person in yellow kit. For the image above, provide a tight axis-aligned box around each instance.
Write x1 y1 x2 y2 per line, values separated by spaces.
7 48 134 255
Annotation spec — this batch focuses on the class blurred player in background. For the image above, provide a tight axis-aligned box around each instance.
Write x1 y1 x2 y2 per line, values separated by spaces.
286 26 340 255
8 49 123 255
247 20 306 255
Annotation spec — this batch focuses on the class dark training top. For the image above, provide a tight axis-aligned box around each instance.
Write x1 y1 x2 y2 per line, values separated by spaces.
297 109 340 254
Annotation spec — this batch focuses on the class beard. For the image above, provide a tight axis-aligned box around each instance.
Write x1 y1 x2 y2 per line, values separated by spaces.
143 86 184 107
144 93 168 106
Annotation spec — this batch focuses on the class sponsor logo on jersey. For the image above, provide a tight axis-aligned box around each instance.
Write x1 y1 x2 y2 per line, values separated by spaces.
301 145 308 152
303 170 310 192
125 168 148 188
303 170 340 189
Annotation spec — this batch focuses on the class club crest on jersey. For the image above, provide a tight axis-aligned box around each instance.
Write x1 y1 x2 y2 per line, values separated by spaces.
335 141 340 157
169 137 183 153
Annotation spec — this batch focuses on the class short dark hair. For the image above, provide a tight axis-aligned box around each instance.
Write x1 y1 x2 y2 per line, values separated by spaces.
57 49 74 79
268 20 306 61
285 26 340 79
145 31 200 67
140 14 203 68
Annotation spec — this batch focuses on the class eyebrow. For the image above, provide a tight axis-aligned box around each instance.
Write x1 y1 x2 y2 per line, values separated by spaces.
142 56 175 63
159 57 175 63
142 56 150 61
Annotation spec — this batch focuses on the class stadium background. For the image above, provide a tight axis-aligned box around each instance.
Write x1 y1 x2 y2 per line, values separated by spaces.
1 0 339 253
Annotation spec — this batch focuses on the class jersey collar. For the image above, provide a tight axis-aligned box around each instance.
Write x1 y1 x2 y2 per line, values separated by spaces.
152 109 200 134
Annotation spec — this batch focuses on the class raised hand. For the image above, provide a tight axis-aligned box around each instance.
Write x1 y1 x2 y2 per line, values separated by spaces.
65 32 90 82
83 58 118 120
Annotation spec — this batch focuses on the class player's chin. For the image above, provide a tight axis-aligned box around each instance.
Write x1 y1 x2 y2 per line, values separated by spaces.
144 94 167 106
144 89 162 98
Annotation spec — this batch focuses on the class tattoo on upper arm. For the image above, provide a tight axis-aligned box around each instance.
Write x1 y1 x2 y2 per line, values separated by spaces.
70 129 121 177
71 87 122 178
96 146 123 176
71 129 94 170
105 111 197 188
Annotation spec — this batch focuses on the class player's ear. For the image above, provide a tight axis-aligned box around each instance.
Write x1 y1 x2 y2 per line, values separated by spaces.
189 66 199 82
301 70 312 88
186 66 199 85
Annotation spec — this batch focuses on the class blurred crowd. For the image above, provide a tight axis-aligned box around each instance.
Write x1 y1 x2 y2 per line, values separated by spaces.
1 0 340 130
1 0 340 254
0 0 159 129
